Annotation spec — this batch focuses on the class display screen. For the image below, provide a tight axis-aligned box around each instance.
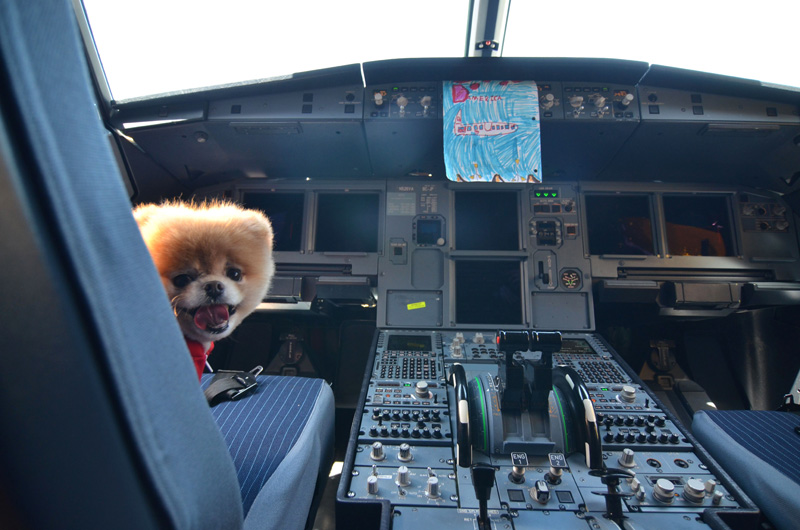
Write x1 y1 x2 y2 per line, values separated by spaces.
455 191 519 250
416 219 442 246
455 260 522 324
559 339 597 355
663 195 735 256
386 335 432 352
241 192 304 252
585 195 655 256
314 193 380 252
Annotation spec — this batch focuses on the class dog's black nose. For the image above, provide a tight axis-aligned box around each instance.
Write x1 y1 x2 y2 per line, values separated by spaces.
204 281 225 299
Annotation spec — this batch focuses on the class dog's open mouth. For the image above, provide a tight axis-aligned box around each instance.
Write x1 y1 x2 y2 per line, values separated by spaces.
192 304 237 334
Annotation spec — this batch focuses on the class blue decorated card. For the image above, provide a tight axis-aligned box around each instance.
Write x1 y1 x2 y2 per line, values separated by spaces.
443 80 541 183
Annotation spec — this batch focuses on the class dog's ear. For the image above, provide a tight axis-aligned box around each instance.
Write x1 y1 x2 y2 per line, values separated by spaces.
132 204 160 228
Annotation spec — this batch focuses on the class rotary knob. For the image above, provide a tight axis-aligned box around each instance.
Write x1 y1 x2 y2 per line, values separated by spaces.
683 478 706 504
619 93 635 108
712 490 725 505
619 386 637 403
370 441 385 461
653 478 675 503
398 443 412 462
532 480 550 504
426 476 440 498
618 448 636 468
367 475 379 495
415 381 430 398
396 465 411 487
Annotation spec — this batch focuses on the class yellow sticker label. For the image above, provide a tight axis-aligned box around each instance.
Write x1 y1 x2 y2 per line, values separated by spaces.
407 301 427 310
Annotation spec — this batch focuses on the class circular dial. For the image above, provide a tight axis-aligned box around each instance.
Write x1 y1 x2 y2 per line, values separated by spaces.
560 269 581 289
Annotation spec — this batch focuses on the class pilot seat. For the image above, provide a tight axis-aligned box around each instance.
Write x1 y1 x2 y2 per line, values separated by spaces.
0 0 333 528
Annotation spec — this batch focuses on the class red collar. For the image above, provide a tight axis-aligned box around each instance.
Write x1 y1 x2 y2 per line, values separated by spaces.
185 337 214 380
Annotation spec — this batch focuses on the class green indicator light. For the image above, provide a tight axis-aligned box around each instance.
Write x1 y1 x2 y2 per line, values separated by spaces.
404 383 411 387
601 387 609 391
552 191 559 197
543 192 550 197
535 192 542 197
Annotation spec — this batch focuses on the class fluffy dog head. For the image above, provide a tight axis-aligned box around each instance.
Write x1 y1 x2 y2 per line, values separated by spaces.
134 200 274 345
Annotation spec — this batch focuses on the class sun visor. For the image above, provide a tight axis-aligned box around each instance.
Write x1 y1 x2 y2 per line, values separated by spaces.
443 80 542 183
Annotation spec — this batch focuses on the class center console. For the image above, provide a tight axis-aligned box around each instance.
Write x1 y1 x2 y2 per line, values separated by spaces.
337 328 757 530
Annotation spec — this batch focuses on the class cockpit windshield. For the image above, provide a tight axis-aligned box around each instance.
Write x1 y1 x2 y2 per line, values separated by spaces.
82 0 800 102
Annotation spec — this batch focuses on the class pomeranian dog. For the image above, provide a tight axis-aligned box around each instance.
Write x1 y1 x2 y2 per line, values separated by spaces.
134 200 274 379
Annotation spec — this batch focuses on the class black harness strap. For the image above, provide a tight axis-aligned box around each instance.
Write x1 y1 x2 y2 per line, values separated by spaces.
204 366 263 407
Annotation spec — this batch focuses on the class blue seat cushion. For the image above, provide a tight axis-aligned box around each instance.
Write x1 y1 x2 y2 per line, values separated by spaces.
201 374 334 524
693 410 800 530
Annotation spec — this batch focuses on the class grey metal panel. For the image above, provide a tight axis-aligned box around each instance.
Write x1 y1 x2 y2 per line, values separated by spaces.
411 249 444 289
530 292 591 331
386 291 443 327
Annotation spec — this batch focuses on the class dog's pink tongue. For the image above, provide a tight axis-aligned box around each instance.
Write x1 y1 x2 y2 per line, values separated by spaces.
194 304 229 330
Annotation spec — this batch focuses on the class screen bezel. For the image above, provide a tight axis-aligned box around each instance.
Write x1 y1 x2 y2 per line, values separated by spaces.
662 193 737 257
454 190 521 251
240 191 306 253
454 259 524 325
584 193 657 257
313 191 381 253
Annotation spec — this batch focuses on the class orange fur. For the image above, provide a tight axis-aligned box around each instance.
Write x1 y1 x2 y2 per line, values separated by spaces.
134 200 274 347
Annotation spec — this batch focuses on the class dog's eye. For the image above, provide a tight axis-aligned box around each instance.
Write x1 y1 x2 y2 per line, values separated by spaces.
226 268 242 281
172 274 193 288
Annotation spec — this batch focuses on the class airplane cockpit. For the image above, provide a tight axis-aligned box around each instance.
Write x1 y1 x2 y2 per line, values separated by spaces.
2 1 799 529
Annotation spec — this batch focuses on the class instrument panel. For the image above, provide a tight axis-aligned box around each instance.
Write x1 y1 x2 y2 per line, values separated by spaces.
337 329 751 530
210 179 800 328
